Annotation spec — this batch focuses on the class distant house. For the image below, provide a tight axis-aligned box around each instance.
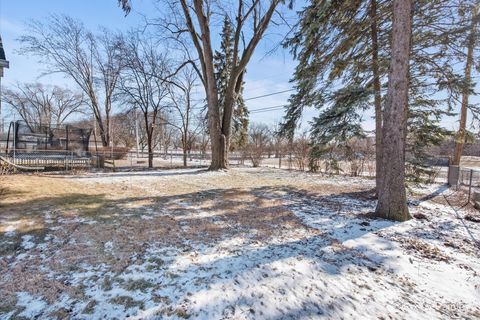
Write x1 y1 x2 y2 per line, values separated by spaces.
0 35 9 138
0 35 9 75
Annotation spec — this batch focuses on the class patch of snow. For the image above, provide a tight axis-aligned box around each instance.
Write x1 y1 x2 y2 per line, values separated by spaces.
4 225 16 237
3 168 479 319
15 292 48 318
21 235 36 250
104 241 113 253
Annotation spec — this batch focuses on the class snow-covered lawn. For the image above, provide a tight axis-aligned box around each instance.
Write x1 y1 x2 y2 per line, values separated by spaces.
0 167 479 319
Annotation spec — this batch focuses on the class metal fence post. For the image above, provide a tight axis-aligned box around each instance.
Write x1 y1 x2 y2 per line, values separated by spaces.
12 120 15 164
469 169 473 203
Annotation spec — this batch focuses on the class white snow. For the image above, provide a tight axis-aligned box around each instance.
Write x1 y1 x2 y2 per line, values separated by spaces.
20 235 35 250
104 241 113 253
15 292 48 318
1 169 479 319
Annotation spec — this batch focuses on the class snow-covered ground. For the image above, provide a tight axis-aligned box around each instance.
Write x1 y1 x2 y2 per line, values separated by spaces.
0 167 479 319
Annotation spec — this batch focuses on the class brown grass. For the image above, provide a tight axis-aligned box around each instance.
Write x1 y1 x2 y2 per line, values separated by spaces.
0 168 370 316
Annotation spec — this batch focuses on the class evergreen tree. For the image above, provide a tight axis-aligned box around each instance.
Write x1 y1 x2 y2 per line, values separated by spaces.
451 1 480 165
281 0 390 183
282 0 465 184
405 0 463 180
231 86 249 150
213 16 249 152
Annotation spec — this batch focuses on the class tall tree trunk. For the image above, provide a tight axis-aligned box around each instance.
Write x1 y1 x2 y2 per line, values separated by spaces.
182 136 188 167
208 91 227 170
91 106 108 147
208 96 227 170
88 88 109 147
105 112 111 148
205 52 226 170
370 0 383 195
97 121 109 147
452 5 478 166
147 135 153 169
190 0 226 171
375 0 412 221
146 126 154 168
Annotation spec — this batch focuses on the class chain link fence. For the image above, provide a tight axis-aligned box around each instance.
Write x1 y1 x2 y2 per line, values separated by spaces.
0 147 217 172
457 168 480 202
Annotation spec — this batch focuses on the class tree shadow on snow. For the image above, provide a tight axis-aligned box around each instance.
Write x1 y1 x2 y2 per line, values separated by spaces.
0 182 402 318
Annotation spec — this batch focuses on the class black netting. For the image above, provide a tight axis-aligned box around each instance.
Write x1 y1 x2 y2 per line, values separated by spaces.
6 120 92 154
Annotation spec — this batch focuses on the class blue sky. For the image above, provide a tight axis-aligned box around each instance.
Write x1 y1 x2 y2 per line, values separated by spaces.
0 0 466 134
0 0 312 128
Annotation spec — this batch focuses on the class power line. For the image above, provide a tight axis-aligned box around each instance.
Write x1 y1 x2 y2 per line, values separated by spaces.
244 89 295 101
249 104 288 113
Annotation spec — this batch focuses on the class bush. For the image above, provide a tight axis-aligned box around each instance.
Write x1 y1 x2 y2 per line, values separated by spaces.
95 147 130 160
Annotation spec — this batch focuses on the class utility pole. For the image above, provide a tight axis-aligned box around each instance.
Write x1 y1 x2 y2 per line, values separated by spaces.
135 106 140 158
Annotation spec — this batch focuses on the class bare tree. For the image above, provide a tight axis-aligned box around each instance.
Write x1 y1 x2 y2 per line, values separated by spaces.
167 67 202 167
3 82 85 130
291 131 310 171
345 138 368 177
158 114 177 159
19 15 123 147
375 0 412 221
148 0 285 170
119 32 171 168
197 117 210 158
270 122 287 167
245 123 271 167
110 111 137 148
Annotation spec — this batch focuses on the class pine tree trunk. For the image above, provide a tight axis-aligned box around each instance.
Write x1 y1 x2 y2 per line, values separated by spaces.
370 0 383 196
452 5 478 166
375 0 412 221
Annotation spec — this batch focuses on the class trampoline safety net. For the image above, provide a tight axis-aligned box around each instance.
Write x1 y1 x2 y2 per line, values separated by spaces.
6 121 93 154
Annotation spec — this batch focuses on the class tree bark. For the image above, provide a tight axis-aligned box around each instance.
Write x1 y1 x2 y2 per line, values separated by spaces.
178 0 280 171
189 0 226 170
370 0 383 196
182 135 188 167
375 0 412 221
145 112 155 169
147 132 153 169
90 98 109 147
97 121 109 147
452 5 478 166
